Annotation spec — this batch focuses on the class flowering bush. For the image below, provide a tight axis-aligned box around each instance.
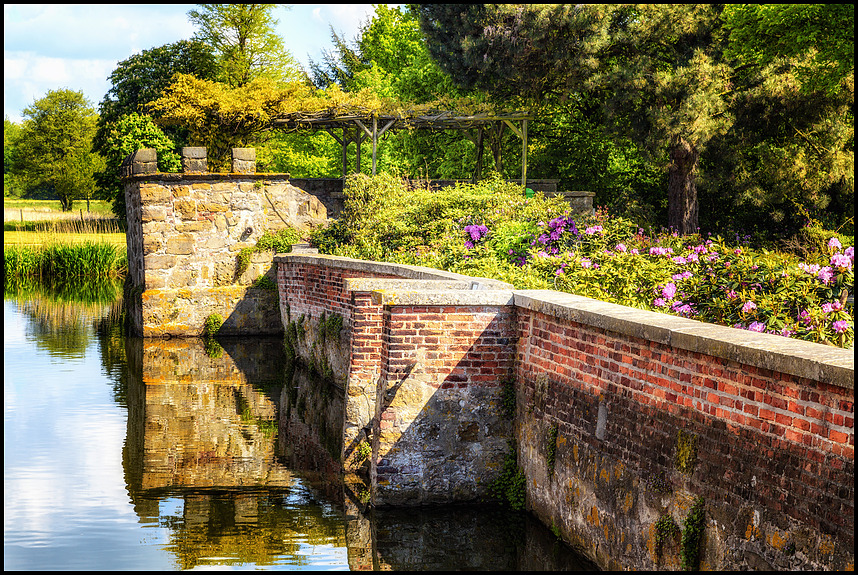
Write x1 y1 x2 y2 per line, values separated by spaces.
313 175 854 348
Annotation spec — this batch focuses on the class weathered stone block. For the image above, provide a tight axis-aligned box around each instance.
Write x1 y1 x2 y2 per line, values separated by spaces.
140 184 170 203
141 206 166 222
165 234 195 255
142 237 163 255
181 147 206 173
145 254 177 269
175 221 211 233
174 199 197 219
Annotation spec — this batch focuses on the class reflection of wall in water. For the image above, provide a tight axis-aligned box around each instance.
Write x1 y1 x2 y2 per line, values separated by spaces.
124 336 291 492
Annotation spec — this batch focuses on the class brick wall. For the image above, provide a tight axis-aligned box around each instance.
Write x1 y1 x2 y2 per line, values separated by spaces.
515 291 853 570
275 254 853 571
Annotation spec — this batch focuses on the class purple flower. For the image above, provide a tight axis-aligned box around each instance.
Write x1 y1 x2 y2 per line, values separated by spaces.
748 321 766 332
630 248 640 255
653 298 667 307
726 290 738 299
821 301 843 314
662 283 677 299
799 310 811 324
464 240 474 249
828 237 842 250
555 268 564 276
799 263 821 275
845 246 854 260
833 320 850 333
584 225 603 235
741 301 757 313
672 256 687 265
685 252 699 262
615 243 627 253
580 258 593 269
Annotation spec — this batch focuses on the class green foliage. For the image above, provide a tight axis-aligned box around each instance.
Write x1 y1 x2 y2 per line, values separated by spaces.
723 4 854 95
655 513 680 562
203 313 223 337
489 441 527 511
9 89 103 211
188 4 303 87
312 173 854 348
675 430 698 475
97 113 181 220
546 423 559 476
251 275 277 291
4 242 123 280
355 440 372 464
236 227 303 278
680 497 706 571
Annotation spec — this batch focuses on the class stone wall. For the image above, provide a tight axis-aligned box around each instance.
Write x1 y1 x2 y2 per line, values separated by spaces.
274 253 854 571
123 147 328 337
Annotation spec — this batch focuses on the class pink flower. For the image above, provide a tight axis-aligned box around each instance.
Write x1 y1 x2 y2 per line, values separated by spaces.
748 321 766 332
662 283 677 299
828 237 842 250
742 301 757 313
630 248 640 255
580 258 593 269
817 267 834 284
830 253 852 271
821 302 843 313
726 290 738 299
734 248 742 255
799 263 821 275
833 320 850 333
584 225 603 235
672 256 687 265
653 298 667 307
615 243 627 253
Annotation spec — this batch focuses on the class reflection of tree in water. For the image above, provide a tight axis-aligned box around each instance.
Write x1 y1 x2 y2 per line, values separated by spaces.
157 489 348 570
9 277 123 361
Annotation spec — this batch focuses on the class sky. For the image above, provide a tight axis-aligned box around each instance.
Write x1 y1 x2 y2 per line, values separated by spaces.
4 4 393 123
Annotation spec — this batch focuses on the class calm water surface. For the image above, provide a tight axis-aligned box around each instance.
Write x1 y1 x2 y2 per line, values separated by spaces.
4 290 595 570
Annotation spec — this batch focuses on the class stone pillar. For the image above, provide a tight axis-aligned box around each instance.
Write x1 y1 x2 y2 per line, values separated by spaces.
182 147 207 173
121 148 158 178
232 148 256 174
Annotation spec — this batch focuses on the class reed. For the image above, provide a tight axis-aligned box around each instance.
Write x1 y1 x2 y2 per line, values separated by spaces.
4 241 127 280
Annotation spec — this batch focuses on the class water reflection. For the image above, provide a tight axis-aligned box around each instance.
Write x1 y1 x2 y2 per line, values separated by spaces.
5 283 597 570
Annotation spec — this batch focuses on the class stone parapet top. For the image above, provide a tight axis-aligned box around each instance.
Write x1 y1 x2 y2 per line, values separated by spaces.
514 290 854 390
275 252 514 290
123 172 292 182
343 278 471 292
371 289 515 307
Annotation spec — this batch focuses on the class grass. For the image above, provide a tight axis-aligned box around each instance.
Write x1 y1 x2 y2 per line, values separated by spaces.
3 199 127 280
4 198 115 216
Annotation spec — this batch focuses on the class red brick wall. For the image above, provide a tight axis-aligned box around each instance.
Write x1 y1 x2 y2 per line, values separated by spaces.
516 308 854 570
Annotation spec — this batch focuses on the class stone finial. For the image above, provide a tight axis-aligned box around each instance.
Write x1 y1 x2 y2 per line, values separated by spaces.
120 148 158 178
232 148 256 174
182 147 207 173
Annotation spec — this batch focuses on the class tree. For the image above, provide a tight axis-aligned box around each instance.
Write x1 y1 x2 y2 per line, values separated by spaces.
99 113 181 220
417 4 733 234
10 90 101 211
187 4 303 87
723 4 854 95
4 117 24 197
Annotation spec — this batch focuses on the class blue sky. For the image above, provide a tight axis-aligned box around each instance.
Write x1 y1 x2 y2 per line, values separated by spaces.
4 4 393 123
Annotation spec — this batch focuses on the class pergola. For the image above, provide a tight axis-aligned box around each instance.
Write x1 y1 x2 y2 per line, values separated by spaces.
270 109 533 184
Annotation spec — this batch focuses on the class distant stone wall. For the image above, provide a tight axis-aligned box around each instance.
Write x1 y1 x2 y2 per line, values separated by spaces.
123 147 327 337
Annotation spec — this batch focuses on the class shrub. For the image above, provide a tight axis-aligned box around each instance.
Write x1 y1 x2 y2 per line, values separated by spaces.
310 174 854 348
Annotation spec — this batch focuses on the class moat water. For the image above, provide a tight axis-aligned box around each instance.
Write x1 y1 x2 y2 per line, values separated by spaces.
4 282 596 570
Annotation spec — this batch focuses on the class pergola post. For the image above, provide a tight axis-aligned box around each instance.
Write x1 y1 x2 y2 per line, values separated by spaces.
521 119 528 186
372 116 378 175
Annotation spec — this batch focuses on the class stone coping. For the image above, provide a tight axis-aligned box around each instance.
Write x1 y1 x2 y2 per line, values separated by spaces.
343 278 471 292
370 289 515 307
515 290 854 390
123 172 293 182
275 253 514 290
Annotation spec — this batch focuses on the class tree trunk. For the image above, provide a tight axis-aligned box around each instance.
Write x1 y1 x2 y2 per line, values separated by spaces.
667 138 699 235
